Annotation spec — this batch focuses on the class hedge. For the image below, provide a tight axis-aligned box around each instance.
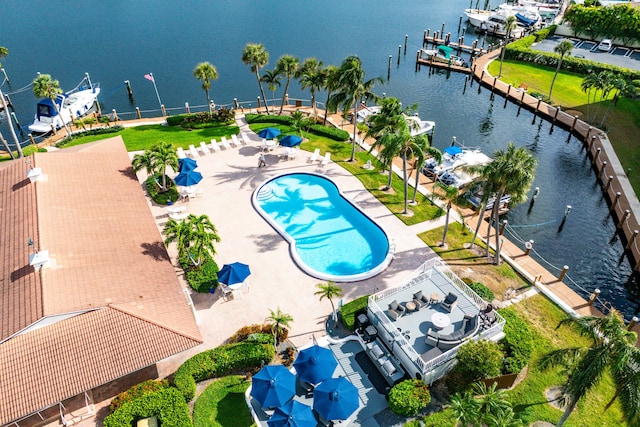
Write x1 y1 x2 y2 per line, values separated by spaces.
109 379 170 412
245 114 294 125
182 257 219 293
103 387 192 427
173 342 274 401
56 125 123 147
308 124 350 141
166 110 235 128
339 295 370 331
498 308 534 374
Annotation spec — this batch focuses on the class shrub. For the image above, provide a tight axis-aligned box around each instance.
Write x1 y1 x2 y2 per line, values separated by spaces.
388 379 431 416
103 387 192 427
183 258 219 293
245 114 294 125
246 332 274 344
109 379 170 412
145 174 179 205
173 342 274 401
166 110 235 128
498 308 534 374
56 125 124 147
339 295 369 330
227 324 274 344
308 124 350 141
465 280 495 302
455 340 503 382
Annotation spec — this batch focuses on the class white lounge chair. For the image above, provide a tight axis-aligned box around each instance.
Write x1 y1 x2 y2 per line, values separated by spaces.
220 136 232 150
188 144 200 157
320 152 331 166
231 134 242 147
240 132 251 144
308 148 320 163
169 211 189 221
288 147 298 160
209 139 221 152
199 141 211 155
176 147 187 159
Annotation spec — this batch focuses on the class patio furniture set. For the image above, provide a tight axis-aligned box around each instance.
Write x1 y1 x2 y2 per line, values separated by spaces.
387 290 458 321
176 133 249 160
425 314 481 350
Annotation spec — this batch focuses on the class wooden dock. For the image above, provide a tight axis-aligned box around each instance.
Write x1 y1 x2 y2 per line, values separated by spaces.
422 35 489 56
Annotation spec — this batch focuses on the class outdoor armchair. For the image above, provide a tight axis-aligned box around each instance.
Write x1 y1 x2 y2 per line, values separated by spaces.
441 292 458 313
387 299 406 320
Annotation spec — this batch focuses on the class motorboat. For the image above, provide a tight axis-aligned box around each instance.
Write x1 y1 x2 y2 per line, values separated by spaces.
464 183 511 214
423 137 491 188
28 74 100 133
355 105 435 136
465 3 540 36
419 45 466 67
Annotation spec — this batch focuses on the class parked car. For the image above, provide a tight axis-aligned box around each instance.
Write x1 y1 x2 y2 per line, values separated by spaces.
597 39 613 51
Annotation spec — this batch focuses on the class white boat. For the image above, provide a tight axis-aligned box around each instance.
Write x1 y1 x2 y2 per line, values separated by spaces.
465 9 528 37
422 137 491 188
28 74 100 133
419 45 466 67
356 105 435 136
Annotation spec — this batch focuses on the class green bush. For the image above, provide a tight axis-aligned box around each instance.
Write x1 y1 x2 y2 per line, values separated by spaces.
245 114 294 125
466 280 495 302
182 257 219 293
56 125 124 147
166 110 235 128
339 295 369 330
308 124 350 141
103 387 193 427
455 340 503 382
145 174 179 205
109 379 170 412
226 324 274 344
498 308 534 374
246 333 274 344
173 342 274 401
388 379 431 416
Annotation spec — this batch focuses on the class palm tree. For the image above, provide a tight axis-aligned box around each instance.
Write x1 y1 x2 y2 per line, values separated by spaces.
498 15 517 78
290 110 312 137
131 150 155 176
548 40 573 100
32 73 71 137
186 214 221 266
266 307 294 346
475 143 537 265
580 73 599 123
368 129 403 191
322 65 340 125
163 217 193 258
327 55 383 162
433 182 460 247
539 310 640 427
314 281 343 323
242 43 270 114
600 76 636 127
275 54 300 114
299 59 325 120
0 131 15 159
193 61 218 112
450 389 481 427
260 69 281 108
150 141 178 191
411 136 441 204
0 47 22 158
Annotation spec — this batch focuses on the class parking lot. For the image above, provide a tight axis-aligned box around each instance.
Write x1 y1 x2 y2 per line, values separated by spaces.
532 35 640 71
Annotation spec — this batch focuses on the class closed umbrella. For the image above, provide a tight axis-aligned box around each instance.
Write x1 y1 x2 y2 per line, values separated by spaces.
313 377 359 421
293 345 338 385
267 401 316 427
178 157 198 172
258 127 281 139
279 135 302 147
216 262 251 286
251 365 296 409
174 170 203 187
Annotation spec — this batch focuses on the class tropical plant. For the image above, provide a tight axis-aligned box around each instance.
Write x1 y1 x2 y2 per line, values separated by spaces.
456 339 503 382
321 65 340 125
163 216 193 258
289 110 312 136
539 310 640 427
260 69 281 108
433 182 461 247
0 46 21 158
388 379 431 416
150 141 178 190
242 43 270 114
327 55 383 161
274 54 299 114
298 58 324 119
450 389 482 427
193 61 218 112
450 382 521 427
131 150 155 176
548 40 573 99
266 307 294 346
314 281 343 323
498 15 517 78
163 214 220 267
32 73 71 136
411 137 441 204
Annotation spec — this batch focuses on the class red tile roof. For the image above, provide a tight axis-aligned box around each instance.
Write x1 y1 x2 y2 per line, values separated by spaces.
0 137 202 424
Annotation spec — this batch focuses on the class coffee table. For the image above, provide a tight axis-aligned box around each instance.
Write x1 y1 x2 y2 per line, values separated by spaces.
431 312 451 329
405 301 416 312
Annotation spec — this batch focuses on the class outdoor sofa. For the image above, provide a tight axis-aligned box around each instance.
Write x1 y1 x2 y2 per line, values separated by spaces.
425 314 480 350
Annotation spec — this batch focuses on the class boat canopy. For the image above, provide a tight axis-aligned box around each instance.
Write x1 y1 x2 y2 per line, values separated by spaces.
437 45 454 58
444 146 463 156
515 13 537 27
35 95 63 119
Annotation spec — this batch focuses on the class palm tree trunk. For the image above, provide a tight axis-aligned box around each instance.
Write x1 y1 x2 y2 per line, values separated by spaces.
441 206 451 246
350 97 358 161
485 211 492 257
493 191 503 265
412 160 420 203
0 131 15 159
470 203 486 249
255 69 270 115
0 88 23 158
329 299 337 323
205 88 211 113
603 386 622 412
386 162 393 190
557 398 578 427
323 91 332 125
279 78 291 115
402 154 409 214
548 59 563 99
311 91 317 120
599 94 618 128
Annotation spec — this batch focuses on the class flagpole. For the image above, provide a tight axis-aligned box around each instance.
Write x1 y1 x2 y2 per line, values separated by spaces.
149 72 163 110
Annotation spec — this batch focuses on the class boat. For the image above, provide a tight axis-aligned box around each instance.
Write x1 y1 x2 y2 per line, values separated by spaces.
28 74 100 133
422 137 491 188
355 105 435 136
464 182 511 214
464 3 541 36
419 45 466 67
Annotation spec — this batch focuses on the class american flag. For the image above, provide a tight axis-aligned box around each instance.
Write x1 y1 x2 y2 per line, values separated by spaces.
144 73 154 83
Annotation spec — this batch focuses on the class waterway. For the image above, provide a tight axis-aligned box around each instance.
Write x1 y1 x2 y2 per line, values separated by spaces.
1 0 637 316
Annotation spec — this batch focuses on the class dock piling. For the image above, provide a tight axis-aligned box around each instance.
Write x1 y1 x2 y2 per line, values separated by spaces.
458 16 462 33
1 68 9 83
441 22 445 35
558 265 569 281
404 35 408 54
125 80 133 98
389 55 393 78
185 102 190 114
136 107 141 119
398 45 402 65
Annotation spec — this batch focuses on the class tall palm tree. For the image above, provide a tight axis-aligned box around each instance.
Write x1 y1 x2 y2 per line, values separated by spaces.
548 40 573 100
242 43 270 114
475 143 537 265
193 61 218 112
186 214 221 266
299 59 325 120
433 183 460 247
131 150 155 176
266 307 294 346
368 129 403 191
314 281 343 323
327 55 383 162
275 54 299 114
32 73 71 137
0 46 22 158
580 73 599 123
498 15 517 78
540 310 640 427
260 69 281 108
411 136 441 204
600 76 636 127
322 65 340 125
150 141 178 191
163 216 193 258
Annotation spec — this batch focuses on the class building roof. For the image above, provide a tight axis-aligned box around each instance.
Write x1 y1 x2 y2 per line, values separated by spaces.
0 137 202 424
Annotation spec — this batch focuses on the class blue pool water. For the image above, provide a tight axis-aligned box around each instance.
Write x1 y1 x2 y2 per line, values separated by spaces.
253 172 392 282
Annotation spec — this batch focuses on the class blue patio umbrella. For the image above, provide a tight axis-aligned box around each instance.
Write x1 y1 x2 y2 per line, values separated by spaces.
216 262 251 286
178 157 198 172
313 377 359 421
258 127 281 139
174 170 203 187
250 365 296 409
293 345 338 385
267 401 316 427
444 145 462 156
279 135 302 147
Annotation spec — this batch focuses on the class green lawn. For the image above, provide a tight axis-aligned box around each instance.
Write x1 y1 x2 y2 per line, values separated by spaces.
192 375 253 427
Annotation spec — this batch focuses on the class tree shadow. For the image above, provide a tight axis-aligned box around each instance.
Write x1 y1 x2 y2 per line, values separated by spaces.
140 241 170 262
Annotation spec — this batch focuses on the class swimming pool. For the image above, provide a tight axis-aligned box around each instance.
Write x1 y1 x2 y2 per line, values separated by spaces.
252 172 393 282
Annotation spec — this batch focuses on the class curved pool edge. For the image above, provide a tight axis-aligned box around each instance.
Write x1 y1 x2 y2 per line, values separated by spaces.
251 171 394 283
